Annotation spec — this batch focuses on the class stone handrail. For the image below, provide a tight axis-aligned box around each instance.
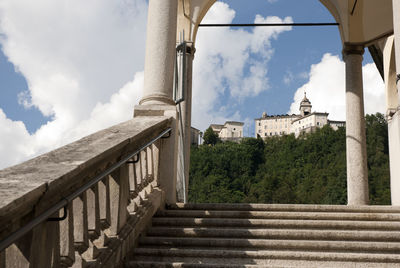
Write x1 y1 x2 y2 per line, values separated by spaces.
0 116 174 267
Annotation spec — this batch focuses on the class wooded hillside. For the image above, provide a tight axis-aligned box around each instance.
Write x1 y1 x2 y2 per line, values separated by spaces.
189 113 390 205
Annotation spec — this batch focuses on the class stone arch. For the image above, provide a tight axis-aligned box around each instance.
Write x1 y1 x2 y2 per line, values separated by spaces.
140 0 400 205
382 36 399 113
178 0 395 47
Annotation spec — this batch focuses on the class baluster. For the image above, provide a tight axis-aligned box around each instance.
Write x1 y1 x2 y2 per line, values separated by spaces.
141 150 146 184
86 185 100 239
78 185 101 264
137 152 143 193
152 141 160 186
140 150 148 199
0 249 5 268
106 165 129 236
49 217 61 267
133 155 144 204
147 146 153 182
2 234 31 268
98 177 111 228
73 193 88 254
29 213 60 268
129 158 139 201
59 205 75 267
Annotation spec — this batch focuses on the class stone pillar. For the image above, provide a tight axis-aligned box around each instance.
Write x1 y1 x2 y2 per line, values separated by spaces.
343 44 369 205
176 44 194 203
140 0 178 105
389 112 400 205
381 36 400 205
390 1 400 204
393 0 400 84
134 0 179 204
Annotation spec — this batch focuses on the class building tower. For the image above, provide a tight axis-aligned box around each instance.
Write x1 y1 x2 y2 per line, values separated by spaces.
299 91 312 116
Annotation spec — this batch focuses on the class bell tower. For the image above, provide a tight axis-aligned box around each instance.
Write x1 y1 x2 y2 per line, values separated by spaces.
299 91 312 116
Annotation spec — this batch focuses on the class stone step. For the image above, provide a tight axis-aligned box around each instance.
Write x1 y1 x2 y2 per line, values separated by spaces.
155 210 400 221
146 227 400 242
138 237 400 253
128 259 400 268
152 217 400 230
129 204 400 267
127 261 298 268
168 203 400 213
131 248 400 264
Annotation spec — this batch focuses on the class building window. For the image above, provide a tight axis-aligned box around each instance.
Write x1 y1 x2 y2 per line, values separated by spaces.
258 123 261 126
270 132 272 136
317 122 320 126
265 133 267 137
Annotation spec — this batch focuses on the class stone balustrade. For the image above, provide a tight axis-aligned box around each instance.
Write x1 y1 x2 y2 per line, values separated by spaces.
0 116 174 268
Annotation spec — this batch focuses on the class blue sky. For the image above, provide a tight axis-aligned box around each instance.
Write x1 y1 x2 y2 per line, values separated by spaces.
214 0 344 123
0 0 384 168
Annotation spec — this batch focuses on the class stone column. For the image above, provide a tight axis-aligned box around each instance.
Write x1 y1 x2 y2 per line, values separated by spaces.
140 0 178 105
176 44 194 203
343 44 369 205
389 112 400 205
393 0 400 85
134 0 179 204
390 0 400 205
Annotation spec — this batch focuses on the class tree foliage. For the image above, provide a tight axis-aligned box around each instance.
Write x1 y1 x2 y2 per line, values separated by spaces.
203 127 220 145
189 113 390 205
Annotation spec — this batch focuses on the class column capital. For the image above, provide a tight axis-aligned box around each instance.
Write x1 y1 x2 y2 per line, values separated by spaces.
342 43 364 58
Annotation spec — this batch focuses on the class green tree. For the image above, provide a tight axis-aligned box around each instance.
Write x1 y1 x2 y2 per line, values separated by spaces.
203 127 220 145
189 114 390 205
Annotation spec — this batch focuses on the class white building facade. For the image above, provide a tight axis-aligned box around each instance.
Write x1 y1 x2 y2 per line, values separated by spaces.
255 93 345 138
209 121 244 141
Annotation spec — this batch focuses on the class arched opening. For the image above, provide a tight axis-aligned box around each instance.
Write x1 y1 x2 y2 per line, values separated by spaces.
139 0 399 206
180 0 392 205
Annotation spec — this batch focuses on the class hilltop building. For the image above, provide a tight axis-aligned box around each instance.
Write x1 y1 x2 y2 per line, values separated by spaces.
255 93 345 138
209 121 244 141
190 127 200 146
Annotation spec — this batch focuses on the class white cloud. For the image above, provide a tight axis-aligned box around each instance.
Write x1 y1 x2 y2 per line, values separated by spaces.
283 71 294 85
0 109 34 167
192 2 292 130
0 0 147 168
289 53 385 120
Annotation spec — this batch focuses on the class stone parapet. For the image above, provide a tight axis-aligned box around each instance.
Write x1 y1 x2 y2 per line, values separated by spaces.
0 116 173 267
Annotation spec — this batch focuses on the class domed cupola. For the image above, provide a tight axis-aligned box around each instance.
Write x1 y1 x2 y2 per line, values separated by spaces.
299 91 312 116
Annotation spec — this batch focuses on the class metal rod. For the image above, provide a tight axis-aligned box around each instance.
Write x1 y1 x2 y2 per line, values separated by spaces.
351 0 358 15
47 204 68 222
0 127 172 252
126 154 140 164
198 23 339 27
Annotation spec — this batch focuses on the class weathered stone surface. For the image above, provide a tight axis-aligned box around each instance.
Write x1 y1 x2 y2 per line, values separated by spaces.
129 203 400 267
0 116 170 237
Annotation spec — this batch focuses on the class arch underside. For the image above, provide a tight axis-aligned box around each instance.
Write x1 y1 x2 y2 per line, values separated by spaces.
178 0 394 47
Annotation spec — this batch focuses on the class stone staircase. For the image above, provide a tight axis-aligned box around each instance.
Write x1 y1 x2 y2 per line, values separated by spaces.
127 203 400 267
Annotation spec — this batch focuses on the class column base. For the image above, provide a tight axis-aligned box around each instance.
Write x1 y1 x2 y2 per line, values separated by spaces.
139 95 175 106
